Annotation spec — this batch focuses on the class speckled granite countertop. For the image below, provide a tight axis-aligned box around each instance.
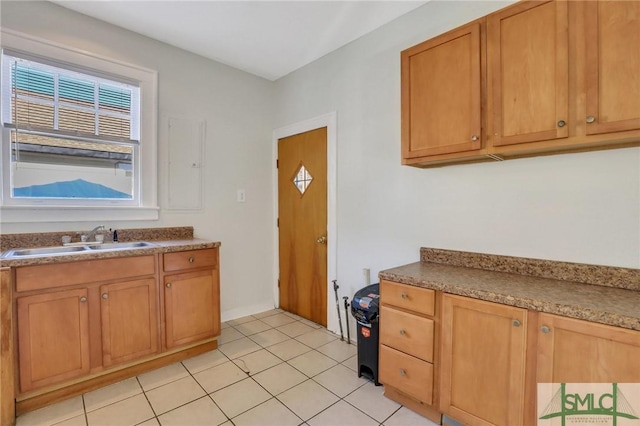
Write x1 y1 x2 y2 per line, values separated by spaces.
380 248 640 332
0 227 220 267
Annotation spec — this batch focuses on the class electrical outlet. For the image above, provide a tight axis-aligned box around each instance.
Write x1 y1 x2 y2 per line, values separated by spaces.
237 189 246 203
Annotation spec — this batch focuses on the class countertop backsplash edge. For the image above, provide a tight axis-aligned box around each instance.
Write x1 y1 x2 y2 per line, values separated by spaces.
420 247 640 291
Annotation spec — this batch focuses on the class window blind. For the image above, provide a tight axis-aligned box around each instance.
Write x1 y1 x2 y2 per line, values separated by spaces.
1 52 140 144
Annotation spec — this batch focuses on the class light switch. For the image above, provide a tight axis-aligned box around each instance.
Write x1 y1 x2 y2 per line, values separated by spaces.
237 189 246 203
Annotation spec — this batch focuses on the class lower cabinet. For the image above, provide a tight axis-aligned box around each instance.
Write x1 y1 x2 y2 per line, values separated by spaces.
162 248 221 349
100 278 159 368
379 280 440 423
440 294 528 426
164 269 220 348
17 289 91 393
536 313 640 383
14 249 221 398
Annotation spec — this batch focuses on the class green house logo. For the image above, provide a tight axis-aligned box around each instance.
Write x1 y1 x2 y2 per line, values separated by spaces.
539 383 640 426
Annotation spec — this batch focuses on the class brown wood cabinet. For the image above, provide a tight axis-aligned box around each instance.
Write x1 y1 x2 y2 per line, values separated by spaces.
7 246 221 421
379 280 440 423
401 21 485 166
100 278 159 367
14 255 159 394
401 0 640 167
584 1 640 136
163 249 220 349
17 289 91 393
0 268 14 426
536 313 640 383
487 0 569 147
440 294 527 426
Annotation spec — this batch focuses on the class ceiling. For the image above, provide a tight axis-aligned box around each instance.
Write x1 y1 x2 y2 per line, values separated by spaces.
51 1 428 81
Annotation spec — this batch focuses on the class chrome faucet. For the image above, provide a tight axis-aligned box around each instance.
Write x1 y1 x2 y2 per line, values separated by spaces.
83 225 105 242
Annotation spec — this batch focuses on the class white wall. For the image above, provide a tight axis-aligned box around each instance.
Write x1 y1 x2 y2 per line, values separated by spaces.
0 1 277 320
274 0 640 310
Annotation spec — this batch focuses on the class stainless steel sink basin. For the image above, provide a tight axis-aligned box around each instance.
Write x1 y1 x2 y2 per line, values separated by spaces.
4 246 88 257
1 241 157 258
87 242 156 250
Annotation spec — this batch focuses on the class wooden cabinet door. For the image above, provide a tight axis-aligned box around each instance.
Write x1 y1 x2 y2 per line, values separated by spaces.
440 295 527 426
585 1 640 135
100 278 159 367
401 21 482 159
537 313 640 383
488 1 569 147
164 269 220 349
17 289 90 392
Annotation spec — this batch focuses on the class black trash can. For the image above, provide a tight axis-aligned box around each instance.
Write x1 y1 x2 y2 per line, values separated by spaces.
350 283 381 386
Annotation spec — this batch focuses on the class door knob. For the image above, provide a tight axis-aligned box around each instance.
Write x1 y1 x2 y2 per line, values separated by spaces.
316 236 327 244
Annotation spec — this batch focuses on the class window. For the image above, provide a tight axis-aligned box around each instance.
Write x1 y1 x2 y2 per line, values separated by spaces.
2 53 139 201
0 30 158 222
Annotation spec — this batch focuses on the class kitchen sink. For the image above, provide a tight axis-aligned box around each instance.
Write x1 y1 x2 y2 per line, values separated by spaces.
1 241 157 258
87 242 157 250
6 246 88 257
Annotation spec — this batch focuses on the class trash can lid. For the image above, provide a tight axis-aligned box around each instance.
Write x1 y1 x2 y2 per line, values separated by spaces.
351 283 380 323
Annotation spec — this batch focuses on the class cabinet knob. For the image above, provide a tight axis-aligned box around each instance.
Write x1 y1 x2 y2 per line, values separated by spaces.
80 296 87 303
399 329 406 336
541 325 551 334
166 283 172 289
586 116 596 123
513 319 521 327
401 293 408 300
188 256 195 263
557 120 566 128
471 135 479 141
102 293 108 300
399 369 406 376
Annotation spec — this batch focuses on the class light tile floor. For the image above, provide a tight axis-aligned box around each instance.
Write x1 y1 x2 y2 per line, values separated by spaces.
16 309 439 426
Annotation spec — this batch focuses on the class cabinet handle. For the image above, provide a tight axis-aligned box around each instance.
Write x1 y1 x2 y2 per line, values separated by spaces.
189 256 195 263
80 296 87 303
513 319 521 327
586 116 596 123
399 329 406 336
166 283 172 288
102 293 108 300
400 293 408 300
541 325 551 334
399 369 406 376
557 120 566 128
471 135 479 141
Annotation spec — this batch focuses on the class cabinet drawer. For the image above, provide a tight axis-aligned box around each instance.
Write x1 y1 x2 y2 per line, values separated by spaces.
381 280 435 316
380 305 433 362
163 248 218 272
380 345 433 405
16 255 156 292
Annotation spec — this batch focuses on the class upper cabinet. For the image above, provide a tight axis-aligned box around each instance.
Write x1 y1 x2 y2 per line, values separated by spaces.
401 21 485 165
584 1 640 135
487 1 569 147
401 0 640 167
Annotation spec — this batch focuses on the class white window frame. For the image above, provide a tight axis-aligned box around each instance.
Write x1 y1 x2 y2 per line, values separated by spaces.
0 29 158 222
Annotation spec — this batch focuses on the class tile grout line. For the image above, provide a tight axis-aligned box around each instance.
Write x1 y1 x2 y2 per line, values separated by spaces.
227 317 380 426
32 310 412 426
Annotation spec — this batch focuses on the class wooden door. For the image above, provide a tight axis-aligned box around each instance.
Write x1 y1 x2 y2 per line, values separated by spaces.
488 1 569 147
100 278 159 367
585 1 640 135
164 269 220 348
17 289 90 392
537 313 640 383
440 295 527 426
278 127 327 326
401 21 482 159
